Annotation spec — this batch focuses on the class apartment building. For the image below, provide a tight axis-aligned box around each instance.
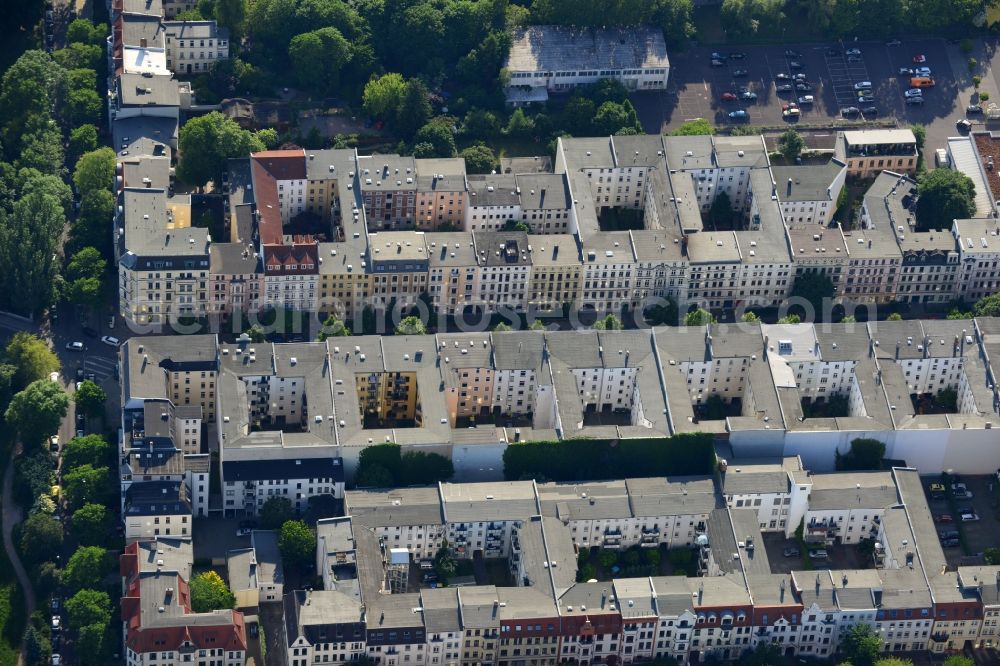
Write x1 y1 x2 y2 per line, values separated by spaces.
954 218 1000 301
528 234 582 310
368 231 430 310
465 175 521 232
262 243 319 311
517 173 574 233
475 231 532 312
415 158 467 230
209 243 263 314
359 155 417 229
123 481 192 541
163 20 229 75
504 26 669 105
227 530 284 608
581 232 636 312
426 232 479 316
772 161 847 227
836 129 919 177
120 538 248 666
317 241 372 321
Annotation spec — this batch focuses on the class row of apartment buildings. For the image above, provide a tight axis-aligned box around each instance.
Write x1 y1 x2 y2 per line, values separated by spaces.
118 315 1000 537
116 129 1000 328
281 465 1000 666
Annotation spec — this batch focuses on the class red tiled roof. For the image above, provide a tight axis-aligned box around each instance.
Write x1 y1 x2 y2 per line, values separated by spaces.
263 243 319 275
250 150 305 245
973 133 1000 203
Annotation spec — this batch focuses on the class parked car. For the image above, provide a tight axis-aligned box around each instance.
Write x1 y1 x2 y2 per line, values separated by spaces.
48 435 58 452
914 66 932 77
898 67 914 76
740 90 758 101
905 96 925 105
961 511 980 522
904 88 923 98
795 83 812 92
51 616 59 631
720 92 738 101
711 52 727 60
857 95 875 104
861 106 879 117
968 104 984 114
846 48 862 56
957 119 973 131
65 341 84 352
783 108 801 119
732 69 748 77
236 527 252 537
422 573 439 584
951 483 973 498
941 537 960 547
841 106 861 117
51 655 60 666
51 597 60 612
940 529 960 540
782 102 799 111
101 335 120 347
929 482 946 494
776 84 793 92
935 514 953 523
913 54 927 63
710 58 725 67
728 110 749 120
792 73 808 81
789 61 803 69
854 80 873 90
784 49 802 57
783 546 800 557
886 39 902 46
775 73 791 81
808 549 828 559
798 95 815 105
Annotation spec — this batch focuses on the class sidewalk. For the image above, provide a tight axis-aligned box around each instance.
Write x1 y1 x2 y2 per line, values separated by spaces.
2 445 36 666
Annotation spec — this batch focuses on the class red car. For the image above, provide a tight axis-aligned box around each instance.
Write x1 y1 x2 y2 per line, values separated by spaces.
935 514 953 523
782 102 799 111
913 54 926 63
720 92 738 101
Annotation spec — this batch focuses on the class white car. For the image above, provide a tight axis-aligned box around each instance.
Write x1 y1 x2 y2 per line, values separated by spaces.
854 81 872 90
51 616 59 631
49 371 59 383
961 512 980 522
51 656 60 666
846 48 862 57
65 341 84 352
101 335 120 347
914 66 932 77
797 95 814 104
904 88 923 98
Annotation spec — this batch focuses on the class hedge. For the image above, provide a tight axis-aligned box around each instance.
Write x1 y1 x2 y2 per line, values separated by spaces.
502 432 716 481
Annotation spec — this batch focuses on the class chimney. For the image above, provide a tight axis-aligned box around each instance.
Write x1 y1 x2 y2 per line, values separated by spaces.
895 340 900 360
787 178 793 196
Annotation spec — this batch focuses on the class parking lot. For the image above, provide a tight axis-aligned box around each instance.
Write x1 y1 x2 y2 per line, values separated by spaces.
635 37 966 132
762 531 868 574
922 474 1000 567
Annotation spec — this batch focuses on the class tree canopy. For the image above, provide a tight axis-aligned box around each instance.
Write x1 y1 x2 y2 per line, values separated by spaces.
836 438 886 472
0 191 65 315
71 503 110 546
259 496 295 529
189 571 236 612
396 315 427 335
19 512 63 565
355 444 454 487
177 112 265 187
5 379 69 446
63 546 109 593
778 128 805 162
279 520 316 573
684 309 715 326
671 118 715 136
72 147 115 195
840 622 882 666
61 434 111 470
65 589 111 632
73 380 106 418
916 168 976 231
5 333 60 391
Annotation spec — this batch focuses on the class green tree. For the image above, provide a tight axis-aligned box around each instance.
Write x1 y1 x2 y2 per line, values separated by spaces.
259 496 294 529
215 0 246 40
23 623 52 666
5 380 69 445
593 314 623 330
433 543 457 578
61 434 111 470
887 312 903 321
399 451 454 485
71 503 109 546
71 190 115 258
63 546 108 592
413 122 456 158
493 322 512 332
671 118 714 136
0 192 65 315
20 168 74 217
789 271 835 319
65 87 102 127
362 72 406 120
707 191 732 229
504 107 534 138
279 520 315 573
684 308 715 326
5 332 60 390
317 315 350 340
943 655 975 666
837 438 886 472
460 143 497 174
76 623 107 666
396 315 427 335
644 299 678 326
68 125 98 163
777 314 801 324
65 247 107 308
841 622 882 666
396 78 432 140
778 129 805 162
72 147 116 194
16 122 65 176
189 571 236 612
743 642 783 666
289 27 352 94
973 293 1000 317
62 464 112 510
0 51 66 160
356 463 394 487
65 588 111 632
177 111 265 187
916 168 975 231
19 512 63 564
14 451 55 507
73 381 106 419
740 311 760 322
67 19 107 46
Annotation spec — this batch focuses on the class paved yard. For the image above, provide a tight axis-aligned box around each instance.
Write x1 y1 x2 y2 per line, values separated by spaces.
193 516 249 562
921 474 1000 567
